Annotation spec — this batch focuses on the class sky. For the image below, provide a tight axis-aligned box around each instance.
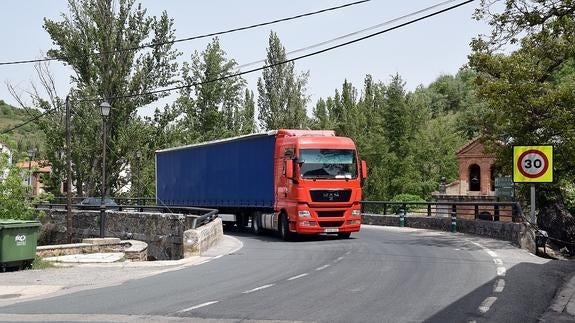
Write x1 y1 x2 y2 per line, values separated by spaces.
0 0 491 117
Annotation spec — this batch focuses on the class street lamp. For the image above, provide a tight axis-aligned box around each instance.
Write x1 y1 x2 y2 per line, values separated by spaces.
27 147 36 197
100 100 111 238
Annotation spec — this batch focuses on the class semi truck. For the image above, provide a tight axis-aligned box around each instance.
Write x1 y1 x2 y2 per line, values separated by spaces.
155 129 367 240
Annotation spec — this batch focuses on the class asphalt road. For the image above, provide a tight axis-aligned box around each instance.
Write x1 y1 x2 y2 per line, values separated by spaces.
1 225 574 323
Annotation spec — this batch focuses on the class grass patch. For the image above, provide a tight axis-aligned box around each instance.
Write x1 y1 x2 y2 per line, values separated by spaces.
31 256 56 270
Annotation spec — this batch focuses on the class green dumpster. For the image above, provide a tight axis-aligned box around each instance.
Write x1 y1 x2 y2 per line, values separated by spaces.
0 220 41 271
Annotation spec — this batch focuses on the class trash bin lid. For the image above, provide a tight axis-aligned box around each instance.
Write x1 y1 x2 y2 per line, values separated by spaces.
0 219 41 229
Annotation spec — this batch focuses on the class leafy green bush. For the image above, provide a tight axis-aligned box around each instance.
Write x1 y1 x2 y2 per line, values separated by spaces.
0 153 40 220
563 182 575 215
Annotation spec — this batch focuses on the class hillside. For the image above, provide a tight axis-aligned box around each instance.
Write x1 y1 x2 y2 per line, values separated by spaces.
0 100 46 158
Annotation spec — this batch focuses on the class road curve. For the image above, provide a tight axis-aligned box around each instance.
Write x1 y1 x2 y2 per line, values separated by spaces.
0 225 572 323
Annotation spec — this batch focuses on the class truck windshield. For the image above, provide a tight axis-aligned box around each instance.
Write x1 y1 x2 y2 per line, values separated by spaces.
299 149 357 179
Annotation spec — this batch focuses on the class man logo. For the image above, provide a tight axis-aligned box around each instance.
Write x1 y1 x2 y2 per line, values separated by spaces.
322 191 340 201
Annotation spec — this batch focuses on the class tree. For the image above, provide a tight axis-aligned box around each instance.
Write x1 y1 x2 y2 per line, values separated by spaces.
257 31 309 130
36 0 180 196
470 0 575 244
310 98 333 130
239 89 256 134
177 37 247 142
0 138 38 220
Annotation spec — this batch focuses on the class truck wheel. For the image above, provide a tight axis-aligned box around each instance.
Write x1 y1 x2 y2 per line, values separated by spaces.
279 213 293 241
338 232 351 239
252 212 262 235
237 213 249 230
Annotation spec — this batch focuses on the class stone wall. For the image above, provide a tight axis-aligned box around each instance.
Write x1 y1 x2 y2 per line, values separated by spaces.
362 213 536 253
183 218 224 257
38 209 201 260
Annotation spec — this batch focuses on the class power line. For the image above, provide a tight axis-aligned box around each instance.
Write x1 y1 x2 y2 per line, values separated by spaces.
1 0 476 133
0 0 371 66
0 109 55 135
238 0 458 70
84 0 476 102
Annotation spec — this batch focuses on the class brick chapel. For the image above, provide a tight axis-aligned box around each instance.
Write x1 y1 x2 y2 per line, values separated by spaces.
434 137 513 221
443 137 497 197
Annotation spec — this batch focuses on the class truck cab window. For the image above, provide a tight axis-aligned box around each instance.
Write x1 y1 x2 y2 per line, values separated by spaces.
299 149 357 179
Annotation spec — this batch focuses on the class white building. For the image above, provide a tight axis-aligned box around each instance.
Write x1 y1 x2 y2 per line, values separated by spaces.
0 142 12 182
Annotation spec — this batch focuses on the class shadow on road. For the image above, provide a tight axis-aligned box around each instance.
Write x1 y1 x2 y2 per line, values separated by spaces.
224 225 356 243
423 259 575 323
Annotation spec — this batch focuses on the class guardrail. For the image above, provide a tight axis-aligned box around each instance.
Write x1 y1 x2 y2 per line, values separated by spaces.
361 200 522 222
47 197 157 206
33 203 219 229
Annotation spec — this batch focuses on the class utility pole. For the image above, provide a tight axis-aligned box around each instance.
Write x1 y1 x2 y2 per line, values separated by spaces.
65 95 73 243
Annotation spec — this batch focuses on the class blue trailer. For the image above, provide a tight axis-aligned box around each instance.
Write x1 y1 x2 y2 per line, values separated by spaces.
156 132 276 214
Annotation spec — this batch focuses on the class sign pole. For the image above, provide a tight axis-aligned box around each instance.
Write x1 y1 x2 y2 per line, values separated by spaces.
530 184 536 223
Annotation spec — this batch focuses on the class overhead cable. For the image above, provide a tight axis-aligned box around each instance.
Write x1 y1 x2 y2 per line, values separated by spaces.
81 0 476 102
0 0 371 66
238 0 458 70
1 0 475 133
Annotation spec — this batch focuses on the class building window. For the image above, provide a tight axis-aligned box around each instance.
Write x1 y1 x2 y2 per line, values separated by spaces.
469 164 481 191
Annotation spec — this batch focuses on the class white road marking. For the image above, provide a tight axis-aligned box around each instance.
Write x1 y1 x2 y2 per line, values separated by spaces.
335 256 344 262
315 264 330 271
178 301 219 313
478 296 497 314
494 279 505 293
242 284 275 294
195 260 210 266
465 238 506 316
287 273 309 281
213 255 224 259
486 250 498 258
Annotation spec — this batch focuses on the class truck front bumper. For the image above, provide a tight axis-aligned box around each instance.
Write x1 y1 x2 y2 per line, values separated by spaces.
294 220 361 235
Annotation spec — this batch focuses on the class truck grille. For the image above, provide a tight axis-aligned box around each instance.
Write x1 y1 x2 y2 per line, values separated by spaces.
310 189 351 202
319 221 344 228
317 211 345 218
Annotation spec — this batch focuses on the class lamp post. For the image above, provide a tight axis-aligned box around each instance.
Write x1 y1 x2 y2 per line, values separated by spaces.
99 100 111 238
27 148 36 198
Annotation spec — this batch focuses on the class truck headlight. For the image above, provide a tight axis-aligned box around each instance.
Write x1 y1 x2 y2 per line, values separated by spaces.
351 209 362 216
298 210 311 218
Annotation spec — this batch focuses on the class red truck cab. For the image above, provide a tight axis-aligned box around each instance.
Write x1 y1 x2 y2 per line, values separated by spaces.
269 129 367 240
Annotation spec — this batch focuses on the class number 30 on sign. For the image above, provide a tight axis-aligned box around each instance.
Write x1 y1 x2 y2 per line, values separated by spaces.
513 146 553 183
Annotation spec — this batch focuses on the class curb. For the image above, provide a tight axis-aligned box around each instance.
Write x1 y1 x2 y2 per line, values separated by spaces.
539 273 575 322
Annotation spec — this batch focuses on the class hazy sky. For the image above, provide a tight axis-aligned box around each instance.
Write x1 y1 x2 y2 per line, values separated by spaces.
0 0 490 116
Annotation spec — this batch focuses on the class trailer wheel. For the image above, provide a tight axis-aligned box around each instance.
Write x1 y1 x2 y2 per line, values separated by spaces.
237 213 249 230
279 213 293 241
338 232 351 239
252 212 262 235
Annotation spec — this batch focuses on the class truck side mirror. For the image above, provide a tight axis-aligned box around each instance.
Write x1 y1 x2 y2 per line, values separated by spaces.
361 160 367 180
285 159 294 179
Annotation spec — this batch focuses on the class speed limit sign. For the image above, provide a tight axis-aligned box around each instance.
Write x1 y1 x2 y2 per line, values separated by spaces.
513 146 553 182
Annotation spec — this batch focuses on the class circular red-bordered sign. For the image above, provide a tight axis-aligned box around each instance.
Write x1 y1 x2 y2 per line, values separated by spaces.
517 149 549 178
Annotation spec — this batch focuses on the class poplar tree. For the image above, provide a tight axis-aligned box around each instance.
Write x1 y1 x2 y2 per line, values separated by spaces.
39 0 179 196
257 31 309 130
178 37 246 142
